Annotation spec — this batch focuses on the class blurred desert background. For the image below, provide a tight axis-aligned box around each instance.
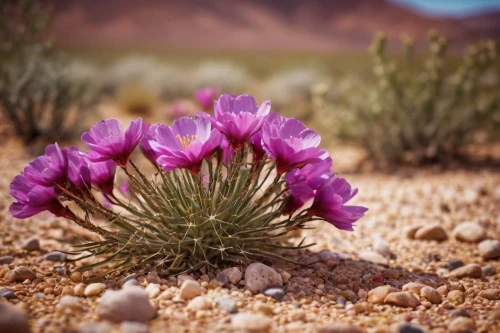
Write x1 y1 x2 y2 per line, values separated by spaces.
1 1 500 333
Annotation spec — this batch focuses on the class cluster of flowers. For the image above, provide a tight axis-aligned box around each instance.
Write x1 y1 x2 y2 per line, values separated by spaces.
10 93 367 232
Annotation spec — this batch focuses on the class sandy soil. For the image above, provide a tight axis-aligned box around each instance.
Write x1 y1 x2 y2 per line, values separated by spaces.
1 136 499 333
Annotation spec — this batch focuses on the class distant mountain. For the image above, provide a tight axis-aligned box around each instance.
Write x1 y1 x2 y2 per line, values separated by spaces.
43 0 500 52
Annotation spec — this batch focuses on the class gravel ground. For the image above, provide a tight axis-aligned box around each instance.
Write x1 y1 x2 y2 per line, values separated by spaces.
1 136 499 333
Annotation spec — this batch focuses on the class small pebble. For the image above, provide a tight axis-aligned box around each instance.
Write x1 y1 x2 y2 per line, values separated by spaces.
146 271 161 284
176 274 195 287
478 239 500 259
44 251 67 262
263 287 285 301
254 302 273 316
447 260 464 271
97 287 155 322
405 226 421 239
123 279 140 288
145 283 160 299
448 317 476 333
398 323 427 333
179 280 202 300
74 283 86 297
244 263 283 294
420 286 442 304
449 264 482 279
21 238 40 251
215 295 238 313
70 271 83 283
187 296 212 311
158 290 174 300
482 264 496 276
477 289 500 300
447 290 465 305
0 256 13 265
5 266 36 282
217 267 242 285
402 282 427 294
0 303 30 333
0 288 17 300
368 285 398 304
358 250 388 265
84 283 106 297
414 224 448 241
384 292 420 308
452 222 487 243
373 238 392 257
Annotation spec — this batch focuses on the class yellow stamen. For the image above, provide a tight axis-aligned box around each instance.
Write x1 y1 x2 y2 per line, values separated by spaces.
176 134 196 148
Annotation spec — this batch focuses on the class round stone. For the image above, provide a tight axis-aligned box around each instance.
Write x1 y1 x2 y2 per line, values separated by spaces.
373 238 392 257
97 287 155 322
5 266 36 283
414 224 448 241
447 290 465 305
420 286 442 304
368 286 398 304
384 292 420 308
477 289 500 300
478 239 500 259
84 283 106 297
358 250 388 265
263 287 285 301
0 303 30 333
21 238 40 251
449 264 482 279
447 260 464 272
244 263 283 294
145 283 161 299
187 296 212 311
217 267 242 285
448 317 476 333
179 280 202 300
215 295 238 313
453 222 486 243
231 313 272 332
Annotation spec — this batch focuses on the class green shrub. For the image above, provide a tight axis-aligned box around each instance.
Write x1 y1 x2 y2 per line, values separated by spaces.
0 0 98 145
338 31 499 165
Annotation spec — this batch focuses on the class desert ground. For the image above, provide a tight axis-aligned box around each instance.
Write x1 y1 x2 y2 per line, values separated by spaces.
1 130 499 333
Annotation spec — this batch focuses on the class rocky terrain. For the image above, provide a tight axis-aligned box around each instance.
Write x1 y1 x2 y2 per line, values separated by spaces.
1 136 499 333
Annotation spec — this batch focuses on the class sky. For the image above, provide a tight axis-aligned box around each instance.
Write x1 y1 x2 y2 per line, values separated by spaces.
389 0 500 17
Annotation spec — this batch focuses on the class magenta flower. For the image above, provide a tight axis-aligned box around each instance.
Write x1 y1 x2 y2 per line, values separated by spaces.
284 158 333 213
308 177 368 231
9 174 71 219
82 118 143 166
262 115 327 175
195 87 219 111
140 122 159 165
23 143 67 188
89 160 116 195
220 137 233 166
167 103 191 119
202 94 271 151
65 146 91 190
149 116 222 175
